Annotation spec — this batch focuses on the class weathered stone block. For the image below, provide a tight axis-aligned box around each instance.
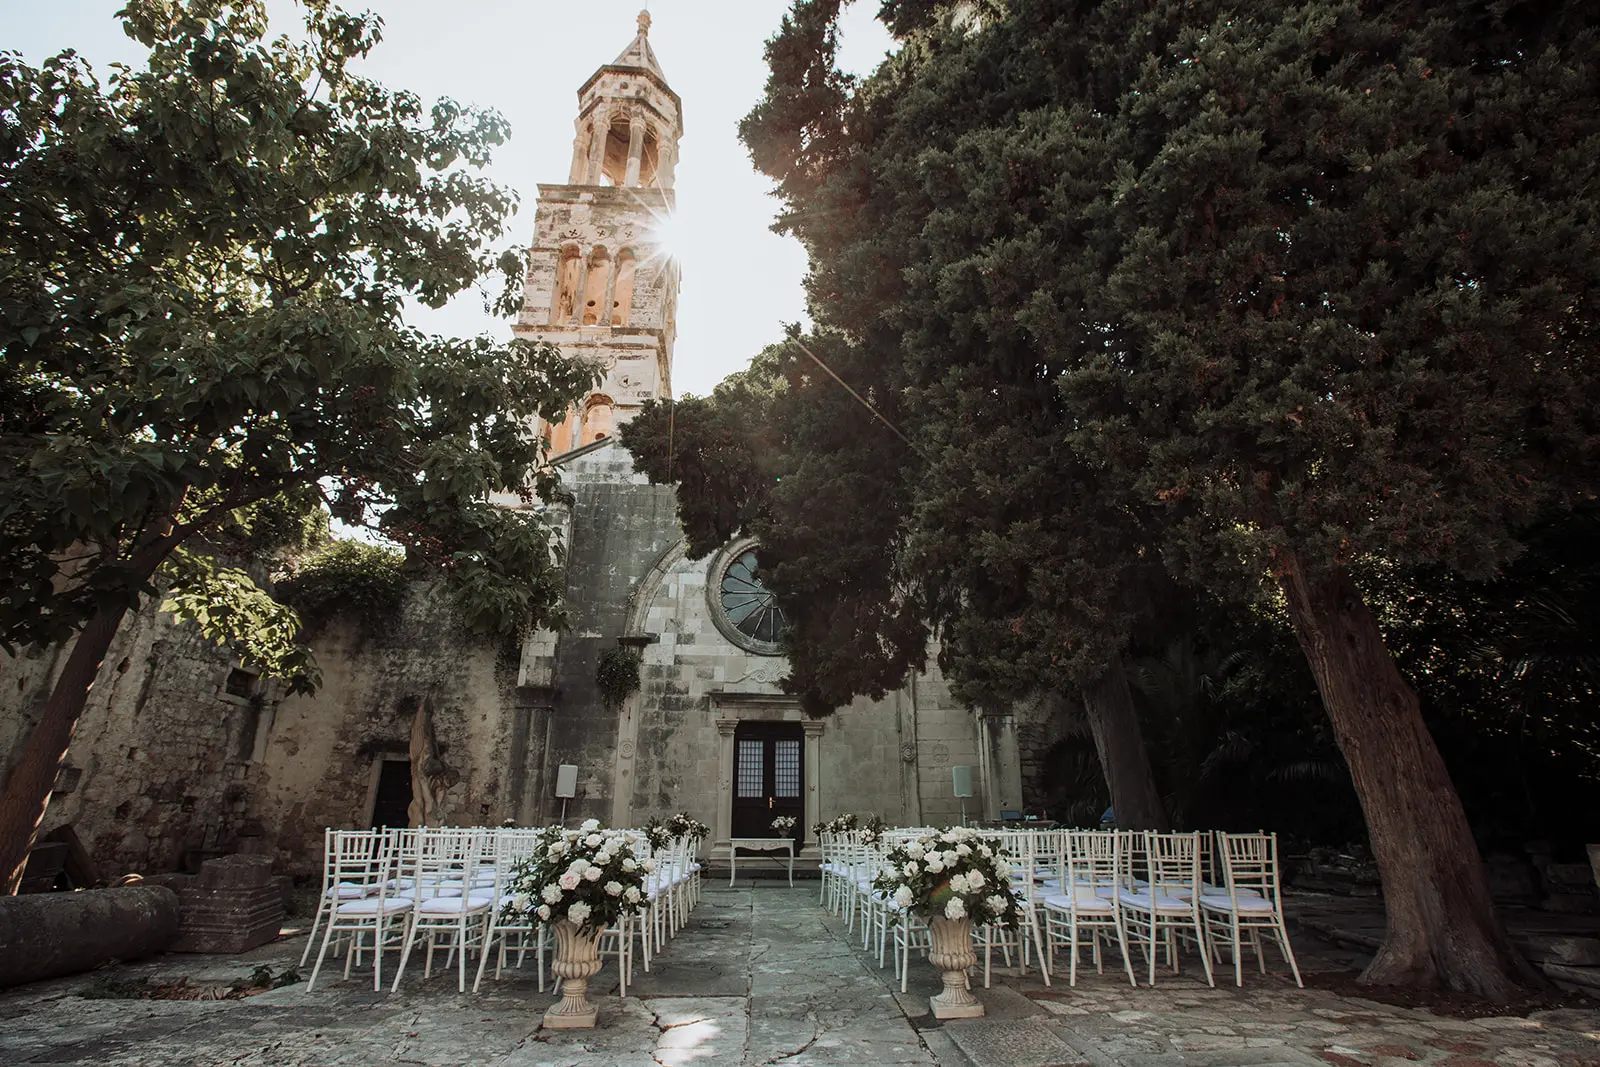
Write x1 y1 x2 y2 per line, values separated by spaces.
0 886 179 987
168 854 284 954
195 854 273 890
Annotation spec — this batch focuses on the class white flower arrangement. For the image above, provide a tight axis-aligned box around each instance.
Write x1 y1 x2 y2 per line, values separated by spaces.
499 820 651 934
770 815 797 834
810 813 859 837
871 826 1021 928
665 811 711 842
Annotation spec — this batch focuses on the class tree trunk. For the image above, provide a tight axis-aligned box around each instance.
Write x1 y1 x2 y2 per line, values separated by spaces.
0 605 128 894
1080 660 1170 831
1277 554 1532 999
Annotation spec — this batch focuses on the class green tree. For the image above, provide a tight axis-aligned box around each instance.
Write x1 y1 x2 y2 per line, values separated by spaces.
0 0 597 892
727 0 1600 997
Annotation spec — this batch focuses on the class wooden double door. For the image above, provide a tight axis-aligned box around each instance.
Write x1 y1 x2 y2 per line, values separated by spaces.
730 722 804 842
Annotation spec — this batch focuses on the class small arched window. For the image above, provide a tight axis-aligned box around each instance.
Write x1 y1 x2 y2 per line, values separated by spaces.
600 116 631 186
611 251 637 327
582 247 611 326
581 394 615 446
551 244 582 326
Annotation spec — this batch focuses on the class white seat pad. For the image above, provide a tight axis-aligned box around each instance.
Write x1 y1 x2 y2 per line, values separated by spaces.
1198 893 1276 913
417 892 496 915
1118 889 1193 913
336 897 413 915
1041 892 1113 913
327 882 373 900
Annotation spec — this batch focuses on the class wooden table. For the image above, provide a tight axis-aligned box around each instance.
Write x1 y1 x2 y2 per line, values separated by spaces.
727 837 795 887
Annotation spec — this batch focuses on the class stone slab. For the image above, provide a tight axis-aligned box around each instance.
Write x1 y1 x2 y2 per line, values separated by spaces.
942 1018 1080 1067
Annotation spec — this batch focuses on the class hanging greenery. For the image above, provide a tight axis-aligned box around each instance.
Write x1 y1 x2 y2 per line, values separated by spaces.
595 647 642 709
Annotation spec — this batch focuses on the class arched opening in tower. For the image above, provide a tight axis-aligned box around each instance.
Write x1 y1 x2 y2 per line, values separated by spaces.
551 244 582 326
612 251 637 326
582 247 611 325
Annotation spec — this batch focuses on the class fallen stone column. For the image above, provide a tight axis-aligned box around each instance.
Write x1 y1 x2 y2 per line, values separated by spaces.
0 885 180 987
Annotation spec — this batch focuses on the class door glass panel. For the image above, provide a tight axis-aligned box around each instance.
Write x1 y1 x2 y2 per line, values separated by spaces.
774 739 800 798
736 739 765 798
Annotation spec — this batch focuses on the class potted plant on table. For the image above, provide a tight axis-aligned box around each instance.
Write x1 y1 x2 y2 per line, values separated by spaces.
871 827 1022 1018
499 820 650 1028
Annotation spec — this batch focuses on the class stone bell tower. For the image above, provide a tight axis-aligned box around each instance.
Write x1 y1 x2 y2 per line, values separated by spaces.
515 10 683 454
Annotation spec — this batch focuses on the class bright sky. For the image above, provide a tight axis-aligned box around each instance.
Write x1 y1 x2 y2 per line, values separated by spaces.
0 0 894 398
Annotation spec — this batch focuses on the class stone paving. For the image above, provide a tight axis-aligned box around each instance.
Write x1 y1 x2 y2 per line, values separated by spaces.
0 885 1597 1066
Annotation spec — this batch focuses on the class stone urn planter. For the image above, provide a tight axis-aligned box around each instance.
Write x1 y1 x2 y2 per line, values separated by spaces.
926 915 983 1019
544 919 604 1028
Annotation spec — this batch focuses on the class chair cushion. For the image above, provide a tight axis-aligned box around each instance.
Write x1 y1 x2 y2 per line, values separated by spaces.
327 882 373 900
417 892 496 916
1197 893 1276 913
336 896 413 915
1041 892 1113 913
1117 889 1193 913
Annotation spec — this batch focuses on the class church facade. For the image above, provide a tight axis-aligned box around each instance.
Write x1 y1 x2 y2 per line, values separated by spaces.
0 16 1054 882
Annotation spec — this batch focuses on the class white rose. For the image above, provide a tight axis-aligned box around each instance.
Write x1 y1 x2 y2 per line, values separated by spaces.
624 886 642 904
546 844 564 859
580 819 601 832
995 858 1013 878
512 893 530 911
944 897 967 920
604 880 624 897
955 843 971 857
643 859 656 873
622 858 638 872
892 885 914 909
904 861 920 877
583 866 602 882
585 833 603 847
558 872 580 891
966 870 985 890
906 844 925 859
537 904 552 921
978 845 993 858
942 850 958 866
924 855 945 873
941 832 957 843
567 858 589 876
948 872 970 894
541 884 563 904
986 894 1008 915
568 901 591 924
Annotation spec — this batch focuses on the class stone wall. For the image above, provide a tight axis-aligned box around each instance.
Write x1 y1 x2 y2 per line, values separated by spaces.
250 585 525 876
0 577 528 880
530 439 683 827
1 598 265 879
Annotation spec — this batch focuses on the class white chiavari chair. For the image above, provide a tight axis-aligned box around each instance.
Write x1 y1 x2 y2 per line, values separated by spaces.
306 829 412 992
1042 830 1136 986
473 829 549 993
391 828 495 992
1118 830 1215 987
1199 831 1302 987
977 830 1052 987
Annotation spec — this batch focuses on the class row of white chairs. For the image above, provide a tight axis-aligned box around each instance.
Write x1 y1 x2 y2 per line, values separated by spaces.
821 827 1302 992
300 826 704 994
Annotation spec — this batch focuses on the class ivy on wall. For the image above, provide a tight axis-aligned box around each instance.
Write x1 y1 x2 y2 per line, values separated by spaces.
596 646 642 709
274 540 408 633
